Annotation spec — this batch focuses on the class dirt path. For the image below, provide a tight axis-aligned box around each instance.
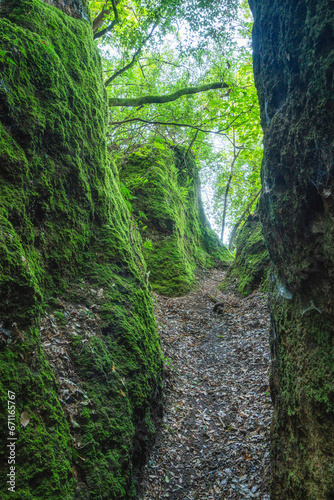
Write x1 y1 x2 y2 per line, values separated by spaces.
138 269 272 499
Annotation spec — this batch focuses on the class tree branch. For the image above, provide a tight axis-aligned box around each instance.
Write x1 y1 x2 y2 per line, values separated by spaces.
109 116 245 149
93 6 110 34
108 81 229 106
104 21 159 87
94 0 119 40
139 56 191 79
221 137 241 241
110 0 118 21
186 130 199 157
218 106 254 132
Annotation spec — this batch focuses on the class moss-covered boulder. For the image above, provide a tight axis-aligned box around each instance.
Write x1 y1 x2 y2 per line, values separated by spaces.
120 145 233 296
0 1 162 498
221 213 270 295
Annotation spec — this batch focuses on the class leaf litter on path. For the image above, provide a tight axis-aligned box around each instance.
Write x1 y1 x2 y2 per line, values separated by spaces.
138 269 272 499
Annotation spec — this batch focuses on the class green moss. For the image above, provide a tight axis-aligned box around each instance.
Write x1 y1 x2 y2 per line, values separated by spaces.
54 311 66 324
0 1 162 498
269 278 334 499
120 145 233 296
220 213 270 296
0 331 76 500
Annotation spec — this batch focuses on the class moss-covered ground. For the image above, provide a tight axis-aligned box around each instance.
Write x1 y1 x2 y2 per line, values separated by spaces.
0 1 162 498
120 145 233 296
220 213 270 296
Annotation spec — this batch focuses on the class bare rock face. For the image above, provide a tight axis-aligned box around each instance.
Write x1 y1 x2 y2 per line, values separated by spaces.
41 0 89 19
249 0 334 498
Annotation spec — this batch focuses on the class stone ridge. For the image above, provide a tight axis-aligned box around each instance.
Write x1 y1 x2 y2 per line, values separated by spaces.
220 213 270 296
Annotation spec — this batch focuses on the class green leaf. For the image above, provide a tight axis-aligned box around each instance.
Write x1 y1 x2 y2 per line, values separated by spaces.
154 141 165 150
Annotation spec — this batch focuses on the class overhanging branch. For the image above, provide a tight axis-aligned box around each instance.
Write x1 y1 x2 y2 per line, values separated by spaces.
108 81 229 106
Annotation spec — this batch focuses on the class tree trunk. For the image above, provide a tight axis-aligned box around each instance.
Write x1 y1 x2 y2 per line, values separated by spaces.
220 131 240 242
108 81 229 105
220 173 232 242
250 0 334 498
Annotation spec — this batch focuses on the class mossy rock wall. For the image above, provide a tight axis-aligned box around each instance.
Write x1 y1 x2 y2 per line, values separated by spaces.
120 146 233 296
221 213 270 296
0 1 162 498
250 0 334 497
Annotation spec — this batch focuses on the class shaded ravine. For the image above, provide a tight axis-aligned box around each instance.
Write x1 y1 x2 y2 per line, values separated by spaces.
138 269 272 499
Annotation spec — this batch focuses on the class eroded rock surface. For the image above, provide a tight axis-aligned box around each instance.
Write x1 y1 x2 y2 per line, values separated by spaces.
250 0 334 497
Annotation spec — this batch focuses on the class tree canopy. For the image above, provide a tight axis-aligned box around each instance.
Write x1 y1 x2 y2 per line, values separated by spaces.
89 0 262 244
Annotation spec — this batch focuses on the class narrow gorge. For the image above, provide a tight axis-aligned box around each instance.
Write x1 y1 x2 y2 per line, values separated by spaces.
0 0 333 499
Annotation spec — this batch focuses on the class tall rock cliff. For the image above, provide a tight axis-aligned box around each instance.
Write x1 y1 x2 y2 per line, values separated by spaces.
249 0 334 497
0 1 162 498
120 145 233 296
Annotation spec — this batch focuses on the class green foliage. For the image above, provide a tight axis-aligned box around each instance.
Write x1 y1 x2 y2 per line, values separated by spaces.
0 1 162 498
98 1 262 245
143 239 153 250
90 0 238 56
91 0 260 246
201 56 263 241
